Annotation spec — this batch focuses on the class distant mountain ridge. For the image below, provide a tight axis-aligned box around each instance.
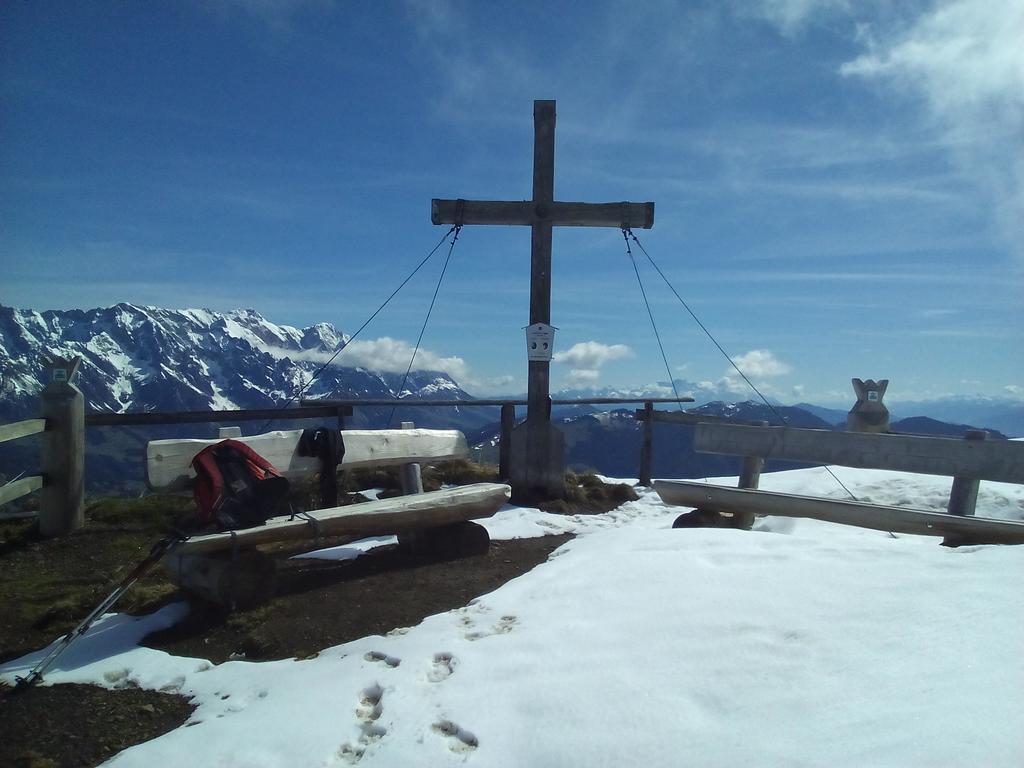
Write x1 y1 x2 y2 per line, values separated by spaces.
553 386 1023 437
0 303 469 421
2 303 1019 494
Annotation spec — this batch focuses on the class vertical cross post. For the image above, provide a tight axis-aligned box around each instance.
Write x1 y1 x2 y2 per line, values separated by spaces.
431 99 654 503
526 100 559 500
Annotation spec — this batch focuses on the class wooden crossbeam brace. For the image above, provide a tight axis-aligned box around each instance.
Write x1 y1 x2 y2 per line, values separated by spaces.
431 199 654 229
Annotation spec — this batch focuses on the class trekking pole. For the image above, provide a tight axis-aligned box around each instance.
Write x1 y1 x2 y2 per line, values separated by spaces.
14 530 189 691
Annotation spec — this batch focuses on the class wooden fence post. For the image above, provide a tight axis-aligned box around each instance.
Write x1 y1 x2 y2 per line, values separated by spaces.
733 420 768 529
738 421 769 490
399 422 424 495
498 403 515 482
639 401 653 486
946 429 988 517
39 356 84 537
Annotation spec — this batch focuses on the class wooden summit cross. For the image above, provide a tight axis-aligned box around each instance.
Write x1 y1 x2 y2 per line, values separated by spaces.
432 100 654 502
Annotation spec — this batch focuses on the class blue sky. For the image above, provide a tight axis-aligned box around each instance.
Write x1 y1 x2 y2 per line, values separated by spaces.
2 0 1022 405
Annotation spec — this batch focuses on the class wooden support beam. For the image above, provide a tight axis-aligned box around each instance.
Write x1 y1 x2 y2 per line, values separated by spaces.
634 409 756 426
653 480 1024 545
164 549 276 609
498 403 515 482
733 420 769 529
947 430 988 516
40 368 84 537
431 199 655 229
639 402 654 486
86 405 350 428
175 483 510 555
0 475 44 507
694 423 1024 483
304 397 692 407
399 422 424 495
0 418 47 444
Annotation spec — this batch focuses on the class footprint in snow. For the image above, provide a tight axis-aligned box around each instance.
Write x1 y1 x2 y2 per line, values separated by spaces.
465 615 518 641
364 650 401 667
337 683 387 765
428 653 455 682
433 720 478 753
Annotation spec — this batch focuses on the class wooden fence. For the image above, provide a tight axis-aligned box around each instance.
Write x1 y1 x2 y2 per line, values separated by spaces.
0 418 48 516
0 399 353 535
1 395 693 537
14 381 1019 542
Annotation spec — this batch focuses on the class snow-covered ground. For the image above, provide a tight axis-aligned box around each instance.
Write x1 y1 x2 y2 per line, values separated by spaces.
3 467 1023 767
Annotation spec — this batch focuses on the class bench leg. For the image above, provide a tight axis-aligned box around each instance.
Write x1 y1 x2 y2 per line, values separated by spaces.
164 549 277 610
671 508 753 529
398 521 490 560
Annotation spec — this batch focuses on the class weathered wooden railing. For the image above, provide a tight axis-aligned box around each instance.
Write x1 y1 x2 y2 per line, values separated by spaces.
0 418 48 517
634 407 770 487
301 397 694 483
0 401 352 536
654 422 1024 545
3 393 694 537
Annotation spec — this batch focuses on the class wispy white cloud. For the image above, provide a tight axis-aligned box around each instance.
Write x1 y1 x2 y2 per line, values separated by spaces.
720 349 793 395
738 0 851 36
553 341 633 369
566 368 602 387
553 341 633 388
460 373 519 395
840 0 1024 259
731 349 792 378
338 337 469 381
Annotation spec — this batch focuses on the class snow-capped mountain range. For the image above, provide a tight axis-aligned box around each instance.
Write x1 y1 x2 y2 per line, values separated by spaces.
0 303 468 420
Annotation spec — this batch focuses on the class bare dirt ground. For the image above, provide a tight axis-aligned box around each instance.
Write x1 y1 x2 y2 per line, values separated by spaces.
0 500 571 767
0 465 635 767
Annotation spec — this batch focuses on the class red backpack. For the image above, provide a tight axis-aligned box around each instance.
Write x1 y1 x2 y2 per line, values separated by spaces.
191 440 290 531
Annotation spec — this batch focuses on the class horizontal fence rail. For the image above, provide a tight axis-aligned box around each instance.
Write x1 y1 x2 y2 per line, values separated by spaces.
84 405 352 427
0 475 44 508
0 418 49 511
635 409 765 427
0 418 47 444
694 423 1024 484
300 397 694 407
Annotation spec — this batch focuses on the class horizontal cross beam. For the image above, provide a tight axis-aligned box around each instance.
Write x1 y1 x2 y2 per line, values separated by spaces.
432 199 654 229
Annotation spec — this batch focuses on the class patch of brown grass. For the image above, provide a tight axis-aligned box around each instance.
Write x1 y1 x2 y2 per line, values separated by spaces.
539 472 638 515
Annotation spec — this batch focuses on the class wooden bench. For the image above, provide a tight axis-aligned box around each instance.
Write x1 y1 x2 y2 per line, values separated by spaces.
654 422 1024 546
147 425 510 606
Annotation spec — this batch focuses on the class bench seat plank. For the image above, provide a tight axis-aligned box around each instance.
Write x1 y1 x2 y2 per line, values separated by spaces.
175 482 510 555
147 428 469 491
654 480 1024 544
